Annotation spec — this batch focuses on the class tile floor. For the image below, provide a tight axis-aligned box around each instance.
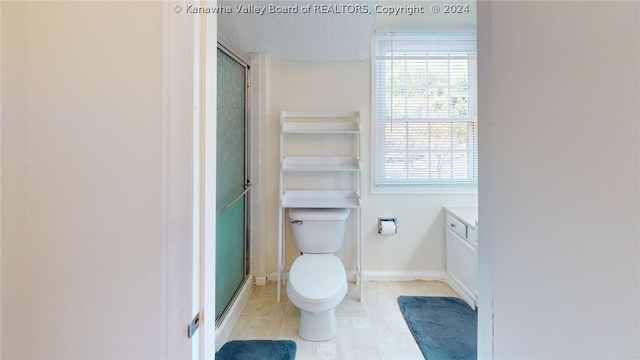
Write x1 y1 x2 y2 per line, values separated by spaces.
226 280 461 360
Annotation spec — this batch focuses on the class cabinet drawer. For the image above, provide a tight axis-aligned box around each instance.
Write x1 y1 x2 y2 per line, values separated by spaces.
446 213 467 239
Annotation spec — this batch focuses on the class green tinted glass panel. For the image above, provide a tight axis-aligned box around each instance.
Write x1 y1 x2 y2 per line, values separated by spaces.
216 49 247 321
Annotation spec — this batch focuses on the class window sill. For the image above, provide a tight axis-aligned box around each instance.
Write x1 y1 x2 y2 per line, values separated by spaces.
371 184 478 195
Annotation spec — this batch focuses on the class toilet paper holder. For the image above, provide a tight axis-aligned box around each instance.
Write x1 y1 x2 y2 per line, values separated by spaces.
377 217 398 234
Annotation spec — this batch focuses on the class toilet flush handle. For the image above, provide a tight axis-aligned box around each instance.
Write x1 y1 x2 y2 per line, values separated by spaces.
291 220 303 225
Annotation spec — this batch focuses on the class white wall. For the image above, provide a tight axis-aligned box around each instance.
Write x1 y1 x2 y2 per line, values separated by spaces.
265 60 476 279
480 2 640 358
249 53 270 285
265 61 371 274
259 1 477 280
1 2 29 358
1 2 167 358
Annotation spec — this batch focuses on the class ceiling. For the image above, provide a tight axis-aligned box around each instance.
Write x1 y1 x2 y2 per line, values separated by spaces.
218 1 377 61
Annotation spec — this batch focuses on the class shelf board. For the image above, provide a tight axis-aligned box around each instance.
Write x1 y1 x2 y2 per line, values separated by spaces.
282 157 360 172
282 111 359 119
282 122 359 134
281 190 361 208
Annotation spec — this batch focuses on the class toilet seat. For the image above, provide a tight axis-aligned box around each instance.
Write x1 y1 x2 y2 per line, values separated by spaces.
288 254 346 303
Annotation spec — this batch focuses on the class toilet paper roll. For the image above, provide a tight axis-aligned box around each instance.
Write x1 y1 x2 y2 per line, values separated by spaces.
379 220 397 236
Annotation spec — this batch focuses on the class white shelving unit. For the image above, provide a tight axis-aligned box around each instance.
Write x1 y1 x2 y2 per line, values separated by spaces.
277 111 363 302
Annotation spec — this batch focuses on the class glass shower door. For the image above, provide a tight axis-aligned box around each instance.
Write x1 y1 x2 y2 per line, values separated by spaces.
215 47 249 322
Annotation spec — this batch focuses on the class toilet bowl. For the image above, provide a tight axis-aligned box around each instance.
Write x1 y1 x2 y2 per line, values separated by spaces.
287 254 347 341
286 208 350 341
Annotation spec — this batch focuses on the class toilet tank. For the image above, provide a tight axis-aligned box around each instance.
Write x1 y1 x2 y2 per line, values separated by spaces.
288 208 350 254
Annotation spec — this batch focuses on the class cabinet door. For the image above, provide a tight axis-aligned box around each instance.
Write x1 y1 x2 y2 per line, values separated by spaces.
446 228 476 304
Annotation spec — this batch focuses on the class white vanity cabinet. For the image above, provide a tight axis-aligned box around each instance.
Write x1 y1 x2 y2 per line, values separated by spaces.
444 207 478 308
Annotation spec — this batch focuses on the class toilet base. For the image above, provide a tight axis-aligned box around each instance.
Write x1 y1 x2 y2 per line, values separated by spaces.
298 308 337 341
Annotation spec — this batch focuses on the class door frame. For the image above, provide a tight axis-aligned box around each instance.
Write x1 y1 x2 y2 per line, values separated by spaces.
476 2 494 358
162 2 217 359
161 3 494 359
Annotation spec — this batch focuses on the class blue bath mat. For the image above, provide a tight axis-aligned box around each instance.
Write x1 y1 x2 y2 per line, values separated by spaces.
398 296 477 360
215 340 297 360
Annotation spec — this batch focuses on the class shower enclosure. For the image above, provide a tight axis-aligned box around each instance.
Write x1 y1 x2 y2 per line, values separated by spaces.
215 45 250 324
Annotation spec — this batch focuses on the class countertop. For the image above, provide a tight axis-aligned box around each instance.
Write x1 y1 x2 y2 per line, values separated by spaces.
444 206 478 229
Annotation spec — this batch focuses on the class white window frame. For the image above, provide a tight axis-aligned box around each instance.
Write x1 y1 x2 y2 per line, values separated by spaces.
371 30 478 194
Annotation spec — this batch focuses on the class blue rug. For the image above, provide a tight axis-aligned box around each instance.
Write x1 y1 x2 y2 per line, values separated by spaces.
215 340 297 360
398 296 477 360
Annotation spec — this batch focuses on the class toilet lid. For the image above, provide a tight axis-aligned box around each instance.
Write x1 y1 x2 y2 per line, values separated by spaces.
289 254 346 302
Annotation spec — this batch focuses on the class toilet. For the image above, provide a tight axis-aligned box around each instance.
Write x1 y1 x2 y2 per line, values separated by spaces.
286 208 350 341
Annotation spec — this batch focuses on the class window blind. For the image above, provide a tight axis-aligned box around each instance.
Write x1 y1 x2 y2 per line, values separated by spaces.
373 31 477 188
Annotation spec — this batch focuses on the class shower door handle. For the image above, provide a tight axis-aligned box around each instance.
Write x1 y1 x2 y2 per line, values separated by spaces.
219 184 252 214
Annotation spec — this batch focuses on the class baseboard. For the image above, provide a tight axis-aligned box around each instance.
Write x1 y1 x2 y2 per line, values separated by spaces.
215 274 254 351
356 270 476 308
355 270 447 282
269 270 447 284
444 273 477 309
266 271 287 283
254 276 267 286
264 269 476 309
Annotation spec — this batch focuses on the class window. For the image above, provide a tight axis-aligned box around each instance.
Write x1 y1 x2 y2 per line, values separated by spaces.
373 31 477 192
